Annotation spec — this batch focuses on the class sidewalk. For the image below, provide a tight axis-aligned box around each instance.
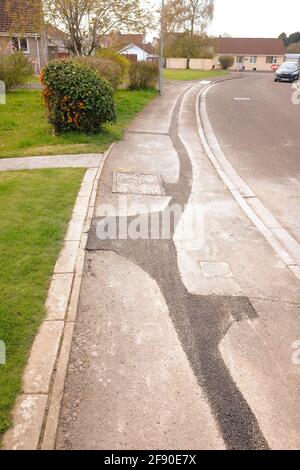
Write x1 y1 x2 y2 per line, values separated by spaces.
35 79 300 450
54 81 225 450
0 154 102 171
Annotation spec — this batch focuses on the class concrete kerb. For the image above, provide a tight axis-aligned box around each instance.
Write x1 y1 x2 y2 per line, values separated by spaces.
2 144 114 450
195 82 300 281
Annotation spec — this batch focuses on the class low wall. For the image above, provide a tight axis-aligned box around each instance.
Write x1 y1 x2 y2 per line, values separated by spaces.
166 58 187 69
166 57 217 70
189 58 215 70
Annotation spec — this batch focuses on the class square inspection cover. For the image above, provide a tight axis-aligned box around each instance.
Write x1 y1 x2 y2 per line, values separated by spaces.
199 261 233 278
112 172 166 196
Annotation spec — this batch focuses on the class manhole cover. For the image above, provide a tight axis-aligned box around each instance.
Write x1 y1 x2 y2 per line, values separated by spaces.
113 172 166 196
199 261 233 278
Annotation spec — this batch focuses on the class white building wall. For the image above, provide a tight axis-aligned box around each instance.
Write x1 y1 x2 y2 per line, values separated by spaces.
120 45 149 61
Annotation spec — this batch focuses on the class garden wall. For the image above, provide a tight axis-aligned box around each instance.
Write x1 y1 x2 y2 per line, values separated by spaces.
166 58 187 69
166 57 218 70
189 58 215 70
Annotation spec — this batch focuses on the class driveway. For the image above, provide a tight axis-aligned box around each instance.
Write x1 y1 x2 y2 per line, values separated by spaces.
206 72 300 243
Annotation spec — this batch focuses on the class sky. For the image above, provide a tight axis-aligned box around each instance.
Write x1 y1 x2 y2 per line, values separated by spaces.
150 0 300 38
208 0 300 37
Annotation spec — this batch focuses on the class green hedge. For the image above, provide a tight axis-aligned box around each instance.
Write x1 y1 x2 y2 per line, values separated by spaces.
129 61 159 90
41 60 116 134
74 56 123 89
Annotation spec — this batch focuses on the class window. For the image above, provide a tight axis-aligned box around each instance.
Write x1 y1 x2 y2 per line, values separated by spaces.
20 38 29 52
11 37 19 50
249 56 257 64
236 56 244 63
266 56 277 64
11 37 29 53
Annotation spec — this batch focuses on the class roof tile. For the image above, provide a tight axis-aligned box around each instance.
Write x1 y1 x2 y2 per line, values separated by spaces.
218 38 285 56
0 0 43 33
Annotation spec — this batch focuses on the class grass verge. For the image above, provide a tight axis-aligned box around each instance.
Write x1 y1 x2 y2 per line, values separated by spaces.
0 168 85 438
0 88 157 158
164 69 228 81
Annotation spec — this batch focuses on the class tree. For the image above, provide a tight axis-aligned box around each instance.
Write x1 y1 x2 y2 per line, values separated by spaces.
43 0 155 55
163 32 215 59
279 32 300 48
287 42 300 53
279 32 287 47
163 0 214 68
287 32 300 46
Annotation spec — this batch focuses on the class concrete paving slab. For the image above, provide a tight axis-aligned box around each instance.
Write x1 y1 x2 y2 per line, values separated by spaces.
2 395 48 450
0 154 102 172
23 321 64 394
54 241 80 274
65 214 86 242
127 82 191 135
106 133 180 185
46 274 74 320
42 322 75 450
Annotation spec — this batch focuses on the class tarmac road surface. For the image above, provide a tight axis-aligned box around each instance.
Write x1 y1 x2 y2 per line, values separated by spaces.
206 73 300 243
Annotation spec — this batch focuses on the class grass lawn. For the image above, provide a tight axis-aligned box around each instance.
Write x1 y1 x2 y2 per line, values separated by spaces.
0 88 157 158
164 69 228 81
0 168 85 438
29 76 41 85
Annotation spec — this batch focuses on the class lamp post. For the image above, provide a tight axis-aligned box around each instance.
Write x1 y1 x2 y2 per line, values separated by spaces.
159 0 165 94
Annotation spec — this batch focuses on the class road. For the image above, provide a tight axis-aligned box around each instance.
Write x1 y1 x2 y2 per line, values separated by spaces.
206 73 300 243
54 76 300 451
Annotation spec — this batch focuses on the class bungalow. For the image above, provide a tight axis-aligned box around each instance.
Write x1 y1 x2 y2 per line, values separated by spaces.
118 42 158 62
0 0 47 74
100 32 145 50
216 37 285 71
100 32 158 62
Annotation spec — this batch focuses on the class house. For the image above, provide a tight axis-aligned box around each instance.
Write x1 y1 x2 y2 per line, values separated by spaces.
0 0 47 73
101 32 145 50
118 42 158 62
46 24 69 60
100 32 158 62
216 37 285 71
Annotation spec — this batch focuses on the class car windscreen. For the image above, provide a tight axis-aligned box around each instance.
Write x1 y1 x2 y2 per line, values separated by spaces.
280 63 298 72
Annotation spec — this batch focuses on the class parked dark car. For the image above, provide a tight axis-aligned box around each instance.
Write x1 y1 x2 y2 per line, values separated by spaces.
275 62 300 82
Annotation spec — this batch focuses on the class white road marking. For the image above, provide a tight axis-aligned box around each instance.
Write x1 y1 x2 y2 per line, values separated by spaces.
233 97 251 101
200 80 212 85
